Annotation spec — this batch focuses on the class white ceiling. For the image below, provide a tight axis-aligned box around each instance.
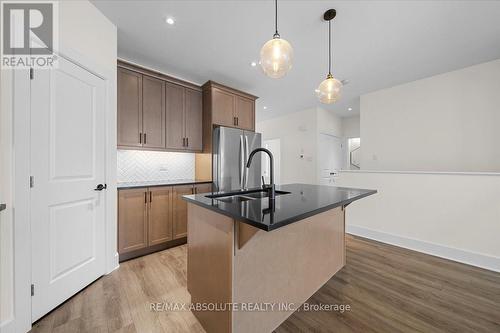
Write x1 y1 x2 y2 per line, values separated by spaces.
92 0 500 121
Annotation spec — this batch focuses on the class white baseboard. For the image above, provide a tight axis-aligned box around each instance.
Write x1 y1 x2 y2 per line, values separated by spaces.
0 318 13 333
106 252 120 275
346 225 500 273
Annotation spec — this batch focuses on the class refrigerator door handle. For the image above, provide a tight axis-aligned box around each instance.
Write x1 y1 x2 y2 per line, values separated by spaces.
244 135 250 189
240 134 245 189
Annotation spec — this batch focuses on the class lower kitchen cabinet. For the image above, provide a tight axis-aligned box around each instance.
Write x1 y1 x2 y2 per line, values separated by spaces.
118 183 212 261
118 188 148 254
148 186 173 246
194 182 213 194
173 185 194 239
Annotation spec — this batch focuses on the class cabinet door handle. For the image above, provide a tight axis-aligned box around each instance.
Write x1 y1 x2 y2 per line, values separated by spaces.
236 117 239 126
186 137 189 147
233 117 236 126
150 192 152 203
182 137 185 147
144 192 147 204
139 132 142 144
143 133 147 144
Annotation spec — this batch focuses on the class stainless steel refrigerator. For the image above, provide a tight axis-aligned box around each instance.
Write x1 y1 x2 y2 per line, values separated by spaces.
213 126 262 192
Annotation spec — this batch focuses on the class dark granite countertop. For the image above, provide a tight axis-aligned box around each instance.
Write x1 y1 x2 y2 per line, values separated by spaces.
182 183 376 231
117 179 212 189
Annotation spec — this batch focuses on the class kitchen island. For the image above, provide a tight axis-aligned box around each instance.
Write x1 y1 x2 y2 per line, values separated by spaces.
183 184 376 333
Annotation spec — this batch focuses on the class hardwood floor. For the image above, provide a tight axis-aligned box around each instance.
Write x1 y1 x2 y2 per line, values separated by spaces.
31 235 500 333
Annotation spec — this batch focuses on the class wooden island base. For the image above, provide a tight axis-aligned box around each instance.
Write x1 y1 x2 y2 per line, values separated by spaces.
187 203 346 333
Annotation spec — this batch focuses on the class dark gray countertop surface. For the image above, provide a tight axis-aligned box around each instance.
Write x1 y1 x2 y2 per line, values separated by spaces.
117 179 212 189
183 183 377 231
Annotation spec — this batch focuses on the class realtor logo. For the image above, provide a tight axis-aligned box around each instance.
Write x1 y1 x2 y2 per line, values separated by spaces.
1 1 58 68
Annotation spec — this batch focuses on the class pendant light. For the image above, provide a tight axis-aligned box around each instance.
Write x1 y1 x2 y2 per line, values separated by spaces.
317 9 342 104
260 0 293 78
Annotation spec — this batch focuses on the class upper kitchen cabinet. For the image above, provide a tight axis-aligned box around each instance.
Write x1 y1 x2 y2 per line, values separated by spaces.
184 89 203 151
211 87 236 127
166 83 203 152
234 96 255 131
142 76 166 149
202 81 258 152
165 82 185 150
118 61 203 152
118 68 143 148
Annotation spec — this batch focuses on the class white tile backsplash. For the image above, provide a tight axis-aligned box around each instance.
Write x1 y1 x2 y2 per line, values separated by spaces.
117 150 195 183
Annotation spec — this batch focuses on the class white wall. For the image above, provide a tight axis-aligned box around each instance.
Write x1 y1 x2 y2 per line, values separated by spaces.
257 108 353 184
342 116 360 138
317 108 343 137
360 59 500 172
257 107 347 184
0 1 117 331
337 171 500 272
257 109 319 184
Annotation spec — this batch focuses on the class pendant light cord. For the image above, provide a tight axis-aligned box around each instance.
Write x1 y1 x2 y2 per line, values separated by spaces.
328 19 332 76
274 0 279 38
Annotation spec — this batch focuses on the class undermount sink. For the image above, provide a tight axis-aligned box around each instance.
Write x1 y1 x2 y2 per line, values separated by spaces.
243 190 290 199
213 195 256 203
206 189 291 203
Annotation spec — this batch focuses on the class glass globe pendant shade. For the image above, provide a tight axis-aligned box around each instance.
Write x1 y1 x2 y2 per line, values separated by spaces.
259 36 293 79
316 74 342 104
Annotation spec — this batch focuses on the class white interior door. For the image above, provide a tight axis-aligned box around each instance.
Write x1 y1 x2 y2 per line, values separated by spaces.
30 56 107 321
318 134 343 186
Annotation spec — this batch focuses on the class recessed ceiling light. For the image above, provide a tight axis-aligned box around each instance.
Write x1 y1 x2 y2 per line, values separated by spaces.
348 107 353 111
263 106 268 110
250 61 257 67
165 17 175 25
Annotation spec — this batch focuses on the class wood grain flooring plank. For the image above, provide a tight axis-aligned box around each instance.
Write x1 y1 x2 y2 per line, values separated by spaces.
30 235 500 333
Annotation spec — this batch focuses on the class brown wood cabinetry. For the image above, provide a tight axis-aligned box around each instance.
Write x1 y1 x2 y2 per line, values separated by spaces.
118 188 148 254
234 96 255 131
148 187 172 246
165 83 203 151
194 183 213 194
201 81 258 153
118 61 203 152
211 88 236 127
117 68 143 148
185 89 203 151
165 82 185 150
118 183 212 261
142 76 166 149
173 185 194 239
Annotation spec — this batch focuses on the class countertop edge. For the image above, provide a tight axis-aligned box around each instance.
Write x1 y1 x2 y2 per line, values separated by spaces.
183 188 377 232
118 180 212 189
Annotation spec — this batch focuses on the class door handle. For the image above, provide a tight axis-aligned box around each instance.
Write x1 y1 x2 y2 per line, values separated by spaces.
186 137 189 147
94 184 107 191
139 132 142 144
143 133 147 144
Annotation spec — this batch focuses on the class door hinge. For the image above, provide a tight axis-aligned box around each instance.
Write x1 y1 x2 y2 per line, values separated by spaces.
29 176 34 188
31 284 34 296
29 68 34 80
